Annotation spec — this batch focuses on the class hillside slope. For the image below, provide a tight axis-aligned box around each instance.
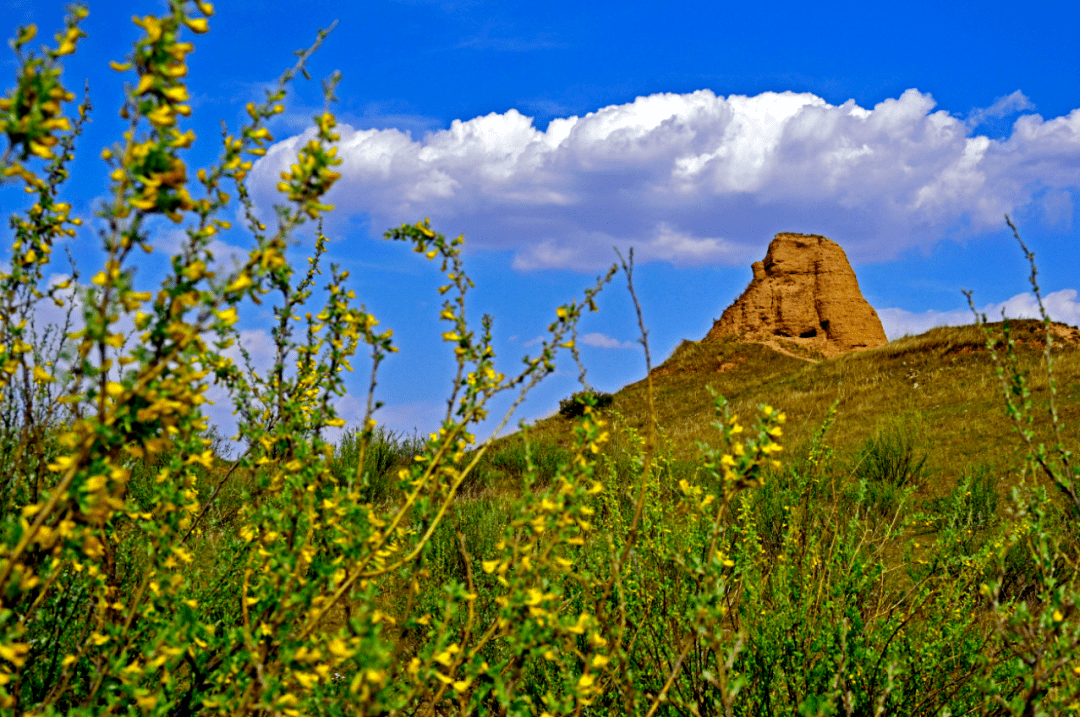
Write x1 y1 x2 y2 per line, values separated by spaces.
525 320 1080 497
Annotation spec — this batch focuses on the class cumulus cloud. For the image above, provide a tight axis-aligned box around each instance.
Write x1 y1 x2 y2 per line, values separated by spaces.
879 288 1080 339
580 332 637 349
251 88 1080 270
966 90 1035 129
157 227 249 271
369 400 446 436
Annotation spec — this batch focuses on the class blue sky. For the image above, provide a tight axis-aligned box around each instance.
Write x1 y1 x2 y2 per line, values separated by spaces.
4 0 1080 439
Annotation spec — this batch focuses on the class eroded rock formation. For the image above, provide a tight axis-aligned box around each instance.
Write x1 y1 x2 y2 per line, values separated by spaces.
705 233 887 358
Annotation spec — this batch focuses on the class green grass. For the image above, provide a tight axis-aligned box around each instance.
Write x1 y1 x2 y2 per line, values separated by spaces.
515 320 1080 506
68 317 1079 715
329 426 425 502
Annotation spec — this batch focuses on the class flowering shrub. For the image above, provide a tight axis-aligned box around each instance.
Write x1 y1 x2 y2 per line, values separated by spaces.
0 4 789 715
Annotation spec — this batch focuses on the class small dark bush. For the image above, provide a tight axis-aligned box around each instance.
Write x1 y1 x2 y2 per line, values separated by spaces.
558 390 614 418
841 426 928 520
330 426 423 502
855 426 927 489
486 440 571 487
928 465 999 532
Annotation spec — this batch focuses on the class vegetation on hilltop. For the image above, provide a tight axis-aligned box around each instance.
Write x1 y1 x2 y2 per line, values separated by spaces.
512 320 1080 499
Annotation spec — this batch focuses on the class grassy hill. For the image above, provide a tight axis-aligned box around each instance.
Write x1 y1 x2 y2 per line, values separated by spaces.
399 316 1080 714
499 319 1080 501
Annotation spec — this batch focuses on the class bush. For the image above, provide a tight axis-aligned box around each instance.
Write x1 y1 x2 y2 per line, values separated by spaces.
329 426 423 503
853 424 927 489
557 390 614 419
483 438 572 488
0 5 788 714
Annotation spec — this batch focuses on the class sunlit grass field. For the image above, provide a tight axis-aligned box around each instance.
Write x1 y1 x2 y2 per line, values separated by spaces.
507 320 1080 496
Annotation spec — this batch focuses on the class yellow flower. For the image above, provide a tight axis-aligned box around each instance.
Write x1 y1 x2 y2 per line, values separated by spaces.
135 693 158 711
133 15 163 43
84 474 107 492
16 24 37 45
162 86 189 102
129 197 156 210
32 366 53 383
147 102 177 125
0 643 29 667
54 40 77 56
134 74 155 95
47 455 75 472
226 274 253 293
29 141 54 159
183 260 207 281
168 130 196 148
43 117 72 131
214 306 238 326
145 104 175 127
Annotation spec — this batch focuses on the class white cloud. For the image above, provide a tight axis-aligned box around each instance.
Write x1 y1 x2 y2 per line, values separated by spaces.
157 226 249 271
580 332 637 350
371 400 445 436
878 306 973 339
966 90 1035 129
251 88 1080 270
879 288 1080 339
454 29 566 52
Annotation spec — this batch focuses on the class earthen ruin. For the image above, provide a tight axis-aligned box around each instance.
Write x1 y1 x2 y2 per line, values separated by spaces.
705 233 888 358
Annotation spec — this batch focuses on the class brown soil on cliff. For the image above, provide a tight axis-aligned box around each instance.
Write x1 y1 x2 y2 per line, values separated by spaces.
706 233 888 358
